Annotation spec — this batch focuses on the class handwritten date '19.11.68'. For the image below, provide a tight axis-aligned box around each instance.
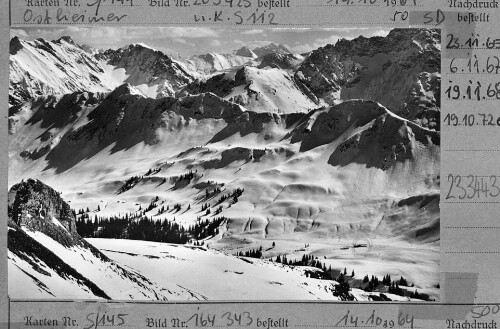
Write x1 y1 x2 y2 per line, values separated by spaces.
445 81 500 101
446 175 500 201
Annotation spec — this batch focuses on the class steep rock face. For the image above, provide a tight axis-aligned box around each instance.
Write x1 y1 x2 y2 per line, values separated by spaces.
295 29 440 124
9 36 110 107
287 100 439 170
8 178 80 246
328 110 440 170
13 85 243 172
97 44 194 98
292 100 389 152
8 91 106 165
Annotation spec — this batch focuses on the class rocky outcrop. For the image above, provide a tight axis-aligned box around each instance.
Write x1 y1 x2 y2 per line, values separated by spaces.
9 179 78 244
253 43 291 57
295 28 441 124
257 53 305 71
234 46 258 58
97 43 194 98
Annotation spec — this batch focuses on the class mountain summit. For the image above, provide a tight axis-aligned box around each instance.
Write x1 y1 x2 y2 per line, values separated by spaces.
295 28 440 126
253 43 291 57
9 37 194 107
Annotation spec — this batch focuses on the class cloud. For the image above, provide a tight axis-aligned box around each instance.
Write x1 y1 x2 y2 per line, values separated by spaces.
210 40 222 47
370 29 390 37
10 29 29 39
20 27 221 49
173 38 188 45
287 35 345 54
17 27 395 57
166 27 220 39
233 39 245 46
241 29 265 35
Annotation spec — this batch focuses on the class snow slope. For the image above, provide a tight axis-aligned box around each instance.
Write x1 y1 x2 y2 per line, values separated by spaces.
87 238 342 300
9 37 113 107
9 37 194 106
180 66 319 113
8 88 440 300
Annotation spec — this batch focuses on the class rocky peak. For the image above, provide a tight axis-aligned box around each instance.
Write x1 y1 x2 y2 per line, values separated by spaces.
54 36 76 45
108 83 144 99
96 43 194 97
10 36 23 55
253 43 291 57
234 46 257 58
295 28 441 121
100 43 173 65
8 178 79 246
257 52 304 70
324 28 439 60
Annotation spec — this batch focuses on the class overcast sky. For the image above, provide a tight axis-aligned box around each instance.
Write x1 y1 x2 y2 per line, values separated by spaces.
11 27 390 57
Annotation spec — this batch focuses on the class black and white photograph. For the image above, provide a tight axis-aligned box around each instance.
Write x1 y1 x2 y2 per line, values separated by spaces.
7 26 441 301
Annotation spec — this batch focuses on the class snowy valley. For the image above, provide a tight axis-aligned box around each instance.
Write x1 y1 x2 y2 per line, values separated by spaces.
8 28 441 301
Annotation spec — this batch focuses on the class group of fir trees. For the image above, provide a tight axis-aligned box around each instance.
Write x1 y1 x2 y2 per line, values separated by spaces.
118 176 141 193
177 170 196 182
235 246 263 259
76 214 226 244
145 167 161 176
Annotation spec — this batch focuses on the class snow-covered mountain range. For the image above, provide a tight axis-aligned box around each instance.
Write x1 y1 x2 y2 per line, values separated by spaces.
8 29 441 301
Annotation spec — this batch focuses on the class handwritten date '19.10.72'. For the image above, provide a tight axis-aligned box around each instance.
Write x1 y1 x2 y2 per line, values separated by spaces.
443 113 500 127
